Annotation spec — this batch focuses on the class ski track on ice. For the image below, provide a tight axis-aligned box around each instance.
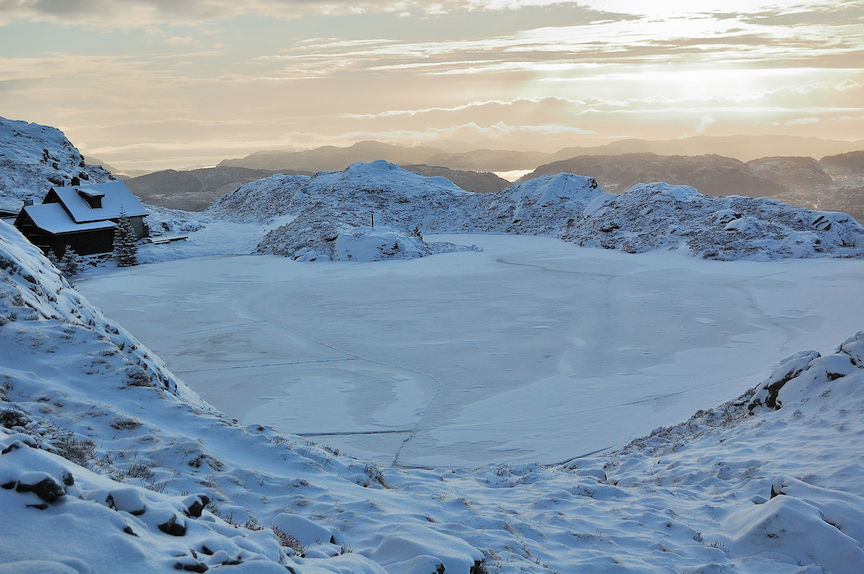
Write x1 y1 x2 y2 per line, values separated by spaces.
173 357 361 375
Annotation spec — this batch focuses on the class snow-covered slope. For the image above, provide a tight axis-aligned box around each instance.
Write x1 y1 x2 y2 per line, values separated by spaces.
208 161 864 261
0 220 423 573
0 117 113 212
3 217 864 572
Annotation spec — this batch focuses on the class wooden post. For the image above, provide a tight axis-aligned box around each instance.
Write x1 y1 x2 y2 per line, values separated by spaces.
371 210 374 227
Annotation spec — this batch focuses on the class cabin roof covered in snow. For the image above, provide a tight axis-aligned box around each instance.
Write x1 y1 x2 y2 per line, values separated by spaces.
23 202 117 234
47 181 148 223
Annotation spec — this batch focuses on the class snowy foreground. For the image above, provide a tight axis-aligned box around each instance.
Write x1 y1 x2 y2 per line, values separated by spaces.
2 218 864 573
79 234 864 470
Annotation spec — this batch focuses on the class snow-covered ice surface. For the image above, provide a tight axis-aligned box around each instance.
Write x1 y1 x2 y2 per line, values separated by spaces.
78 233 864 469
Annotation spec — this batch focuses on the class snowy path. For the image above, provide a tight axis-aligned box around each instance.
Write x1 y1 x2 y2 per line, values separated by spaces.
78 235 864 468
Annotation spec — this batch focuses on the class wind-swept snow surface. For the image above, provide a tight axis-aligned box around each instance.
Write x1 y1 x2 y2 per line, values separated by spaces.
79 235 864 468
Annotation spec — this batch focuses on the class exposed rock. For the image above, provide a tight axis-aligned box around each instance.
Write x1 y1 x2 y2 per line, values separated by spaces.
183 494 210 518
14 472 66 504
748 351 820 412
158 514 187 536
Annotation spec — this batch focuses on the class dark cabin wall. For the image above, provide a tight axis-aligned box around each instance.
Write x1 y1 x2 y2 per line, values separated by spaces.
128 216 147 239
53 228 115 256
13 210 53 253
14 210 115 257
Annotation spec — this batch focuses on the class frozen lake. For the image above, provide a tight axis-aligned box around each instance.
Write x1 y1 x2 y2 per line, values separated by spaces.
78 234 864 468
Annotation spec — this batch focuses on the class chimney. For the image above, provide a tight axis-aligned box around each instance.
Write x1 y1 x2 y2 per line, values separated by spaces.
23 199 34 207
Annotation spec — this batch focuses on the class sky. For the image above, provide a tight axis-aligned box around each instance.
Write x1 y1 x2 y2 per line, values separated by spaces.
0 0 862 172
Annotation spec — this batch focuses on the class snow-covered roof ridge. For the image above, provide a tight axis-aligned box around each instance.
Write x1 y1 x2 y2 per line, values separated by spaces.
22 202 117 235
0 115 114 212
50 180 149 222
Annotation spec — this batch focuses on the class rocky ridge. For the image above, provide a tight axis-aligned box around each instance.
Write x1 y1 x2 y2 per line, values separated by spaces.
209 161 864 262
0 117 113 212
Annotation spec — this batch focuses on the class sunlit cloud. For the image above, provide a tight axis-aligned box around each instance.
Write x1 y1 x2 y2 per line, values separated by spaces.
784 117 821 126
0 0 616 27
696 115 717 134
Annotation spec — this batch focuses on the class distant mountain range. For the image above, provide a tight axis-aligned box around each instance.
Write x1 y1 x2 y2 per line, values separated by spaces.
218 136 864 173
124 166 311 211
131 150 864 225
2 115 861 226
124 163 511 211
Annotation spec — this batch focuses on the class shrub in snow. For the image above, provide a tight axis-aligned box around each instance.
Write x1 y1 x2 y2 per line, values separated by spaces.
271 513 333 548
58 245 82 277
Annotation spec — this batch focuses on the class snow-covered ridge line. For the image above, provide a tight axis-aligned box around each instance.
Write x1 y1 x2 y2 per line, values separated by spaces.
0 117 113 212
208 161 864 261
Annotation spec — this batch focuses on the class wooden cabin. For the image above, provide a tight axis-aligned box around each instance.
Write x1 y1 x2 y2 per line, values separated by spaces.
14 181 148 256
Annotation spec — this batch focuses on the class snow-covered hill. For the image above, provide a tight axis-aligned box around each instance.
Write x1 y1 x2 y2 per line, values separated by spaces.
0 117 114 212
208 160 864 261
3 218 864 572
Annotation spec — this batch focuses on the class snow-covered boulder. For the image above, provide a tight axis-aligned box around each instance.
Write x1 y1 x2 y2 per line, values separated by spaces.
258 222 474 262
748 332 864 412
0 116 113 211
